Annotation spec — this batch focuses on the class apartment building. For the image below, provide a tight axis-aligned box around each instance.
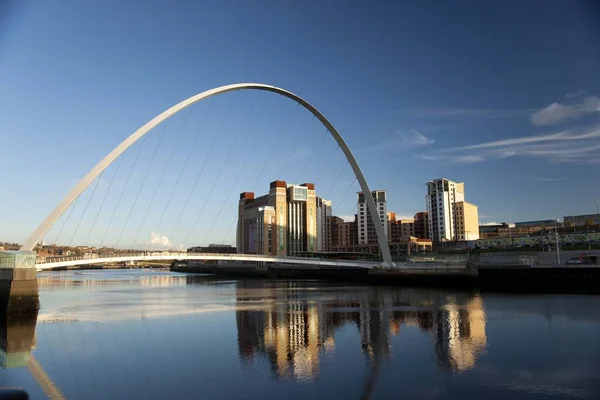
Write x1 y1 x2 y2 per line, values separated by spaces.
316 197 332 251
357 190 388 244
426 178 478 241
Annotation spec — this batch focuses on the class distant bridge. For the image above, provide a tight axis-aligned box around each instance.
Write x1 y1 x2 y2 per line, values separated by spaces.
35 252 383 270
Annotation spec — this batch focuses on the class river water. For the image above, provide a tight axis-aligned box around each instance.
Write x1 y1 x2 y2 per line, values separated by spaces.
2 269 600 399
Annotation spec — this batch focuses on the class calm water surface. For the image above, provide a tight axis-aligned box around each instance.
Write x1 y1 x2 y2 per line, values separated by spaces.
2 269 600 399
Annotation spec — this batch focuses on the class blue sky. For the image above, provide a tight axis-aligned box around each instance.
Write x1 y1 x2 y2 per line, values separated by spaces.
1 0 599 247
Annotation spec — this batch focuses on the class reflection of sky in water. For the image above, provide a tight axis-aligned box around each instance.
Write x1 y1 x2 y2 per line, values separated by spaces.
0 270 599 399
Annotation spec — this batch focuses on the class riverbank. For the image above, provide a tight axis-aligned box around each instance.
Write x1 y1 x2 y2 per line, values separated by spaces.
170 262 600 294
171 262 480 289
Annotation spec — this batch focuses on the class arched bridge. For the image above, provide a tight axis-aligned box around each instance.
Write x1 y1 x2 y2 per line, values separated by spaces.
19 83 394 267
35 253 383 271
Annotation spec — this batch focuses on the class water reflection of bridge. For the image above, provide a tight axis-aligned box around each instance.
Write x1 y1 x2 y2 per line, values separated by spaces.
234 283 488 382
1 310 66 399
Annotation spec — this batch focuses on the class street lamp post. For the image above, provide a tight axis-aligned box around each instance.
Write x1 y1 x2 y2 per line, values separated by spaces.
554 219 561 266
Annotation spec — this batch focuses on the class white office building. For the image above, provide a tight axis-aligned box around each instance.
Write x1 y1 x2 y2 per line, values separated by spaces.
357 190 388 244
426 178 479 242
316 197 332 251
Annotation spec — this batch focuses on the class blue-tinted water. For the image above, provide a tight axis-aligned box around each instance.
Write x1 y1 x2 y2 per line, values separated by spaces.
2 269 600 399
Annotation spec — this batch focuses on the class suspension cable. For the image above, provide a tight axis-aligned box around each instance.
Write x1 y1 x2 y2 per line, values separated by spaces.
122 107 191 249
332 177 358 216
322 160 350 201
67 171 105 246
220 215 238 246
201 101 258 246
127 108 192 245
125 119 173 249
218 97 301 246
166 98 219 243
275 103 303 180
247 97 300 191
98 132 150 248
84 152 126 247
150 99 214 243
183 96 250 247
52 195 81 245
164 91 239 248
316 144 340 181
296 127 328 183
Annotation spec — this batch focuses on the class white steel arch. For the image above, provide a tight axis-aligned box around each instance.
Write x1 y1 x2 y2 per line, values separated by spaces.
21 83 393 266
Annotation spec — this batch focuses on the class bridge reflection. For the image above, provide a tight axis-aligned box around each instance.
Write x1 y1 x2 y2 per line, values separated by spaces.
234 283 487 382
1 305 65 399
0 311 37 369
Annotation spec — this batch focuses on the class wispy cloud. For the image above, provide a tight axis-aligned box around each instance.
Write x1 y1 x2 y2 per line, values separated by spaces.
402 130 435 146
291 146 314 161
357 129 434 153
564 89 586 100
418 124 600 165
403 93 600 128
537 177 565 182
404 107 533 119
161 174 179 181
456 155 486 164
530 96 600 126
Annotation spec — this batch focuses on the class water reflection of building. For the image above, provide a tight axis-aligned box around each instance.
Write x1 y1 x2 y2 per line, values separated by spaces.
434 298 487 371
0 311 38 368
236 283 348 381
236 285 488 381
387 296 487 372
36 274 189 288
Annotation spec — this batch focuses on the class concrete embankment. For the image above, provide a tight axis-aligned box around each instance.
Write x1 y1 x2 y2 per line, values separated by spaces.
170 262 480 289
478 266 600 294
171 261 600 294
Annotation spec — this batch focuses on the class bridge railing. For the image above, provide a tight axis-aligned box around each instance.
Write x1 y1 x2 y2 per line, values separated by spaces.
36 252 382 265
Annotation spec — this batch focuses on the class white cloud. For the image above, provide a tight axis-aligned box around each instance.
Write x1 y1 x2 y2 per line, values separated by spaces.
148 231 181 250
418 124 600 165
530 96 600 126
357 129 434 153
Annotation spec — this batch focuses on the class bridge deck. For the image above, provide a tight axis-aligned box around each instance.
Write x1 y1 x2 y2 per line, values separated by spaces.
35 252 383 270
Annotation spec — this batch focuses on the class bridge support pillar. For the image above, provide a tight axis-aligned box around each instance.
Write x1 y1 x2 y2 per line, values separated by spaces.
0 251 39 313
